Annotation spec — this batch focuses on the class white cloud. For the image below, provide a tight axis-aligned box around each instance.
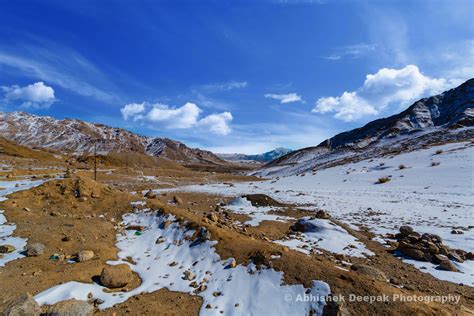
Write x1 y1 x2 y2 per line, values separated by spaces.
264 93 303 104
324 43 378 61
197 112 233 135
121 102 233 135
120 102 145 120
1 81 56 109
312 65 459 122
199 81 248 93
147 102 201 129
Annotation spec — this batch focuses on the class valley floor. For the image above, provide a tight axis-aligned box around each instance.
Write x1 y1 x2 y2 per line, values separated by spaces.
0 141 473 315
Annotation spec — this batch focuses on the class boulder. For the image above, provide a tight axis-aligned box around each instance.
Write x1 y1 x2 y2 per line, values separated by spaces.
437 260 459 272
241 194 287 207
26 243 45 257
399 247 426 261
3 293 41 316
183 270 195 281
350 264 387 282
100 264 133 288
322 293 350 316
46 299 94 316
77 250 95 262
399 226 413 237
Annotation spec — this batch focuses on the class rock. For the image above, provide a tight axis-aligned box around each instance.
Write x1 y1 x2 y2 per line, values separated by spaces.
207 213 218 222
426 242 439 254
350 264 387 282
448 252 464 263
191 227 211 245
322 293 349 316
432 254 449 264
100 264 133 288
248 250 269 267
23 207 31 212
183 270 195 281
314 210 331 219
291 218 315 233
125 225 145 231
46 299 94 316
451 229 464 235
399 226 413 236
26 243 45 257
3 293 41 316
77 250 95 262
437 260 459 272
78 197 88 202
241 194 287 207
399 247 426 261
0 244 16 253
144 190 157 199
227 259 237 268
466 252 474 260
173 196 183 205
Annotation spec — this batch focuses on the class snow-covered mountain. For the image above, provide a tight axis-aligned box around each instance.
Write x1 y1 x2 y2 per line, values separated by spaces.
218 147 292 162
0 111 226 165
257 78 474 176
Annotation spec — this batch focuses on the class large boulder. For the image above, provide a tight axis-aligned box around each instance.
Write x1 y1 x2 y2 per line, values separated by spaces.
100 264 133 288
437 260 459 272
3 293 41 316
76 250 95 262
399 226 413 237
46 299 94 316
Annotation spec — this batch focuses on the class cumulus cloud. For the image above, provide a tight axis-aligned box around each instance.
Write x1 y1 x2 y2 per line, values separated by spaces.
121 102 233 135
1 81 56 109
312 65 458 121
264 93 303 104
120 102 145 120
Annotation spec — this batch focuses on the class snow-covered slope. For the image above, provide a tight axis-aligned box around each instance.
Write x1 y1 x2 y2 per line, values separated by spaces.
259 79 474 176
0 112 226 165
161 141 474 286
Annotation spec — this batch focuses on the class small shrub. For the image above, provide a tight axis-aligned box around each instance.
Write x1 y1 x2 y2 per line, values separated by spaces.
377 176 391 184
399 164 406 170
431 161 441 167
435 149 443 155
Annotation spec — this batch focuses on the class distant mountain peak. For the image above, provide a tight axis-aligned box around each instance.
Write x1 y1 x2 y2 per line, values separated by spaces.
218 147 293 162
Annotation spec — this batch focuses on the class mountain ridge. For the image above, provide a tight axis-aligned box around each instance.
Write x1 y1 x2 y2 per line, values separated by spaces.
0 111 226 165
258 78 474 176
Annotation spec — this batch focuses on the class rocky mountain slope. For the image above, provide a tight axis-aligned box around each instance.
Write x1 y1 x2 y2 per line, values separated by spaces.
257 78 474 176
218 147 292 162
0 112 226 165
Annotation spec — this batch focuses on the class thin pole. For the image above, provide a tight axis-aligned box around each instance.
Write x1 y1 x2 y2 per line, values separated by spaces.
94 141 97 181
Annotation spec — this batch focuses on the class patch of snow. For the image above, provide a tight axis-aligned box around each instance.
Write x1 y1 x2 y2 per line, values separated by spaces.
35 210 331 315
226 197 292 226
275 218 374 258
0 179 45 266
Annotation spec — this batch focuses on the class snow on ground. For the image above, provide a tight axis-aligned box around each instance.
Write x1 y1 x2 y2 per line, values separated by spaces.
275 217 374 258
0 179 45 266
35 210 331 315
156 142 474 285
225 197 292 226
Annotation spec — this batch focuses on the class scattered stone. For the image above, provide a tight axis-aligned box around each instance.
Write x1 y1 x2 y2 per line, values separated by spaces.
26 243 45 257
448 252 464 263
314 210 331 219
207 213 218 222
144 190 157 199
183 270 196 281
23 207 31 212
212 291 222 297
227 259 237 269
3 293 41 316
0 245 16 254
350 264 387 282
46 299 94 316
78 196 88 202
451 229 464 235
100 264 133 288
173 196 183 205
77 250 95 262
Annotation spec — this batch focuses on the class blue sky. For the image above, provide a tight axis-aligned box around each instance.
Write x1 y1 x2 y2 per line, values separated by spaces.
0 0 472 154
